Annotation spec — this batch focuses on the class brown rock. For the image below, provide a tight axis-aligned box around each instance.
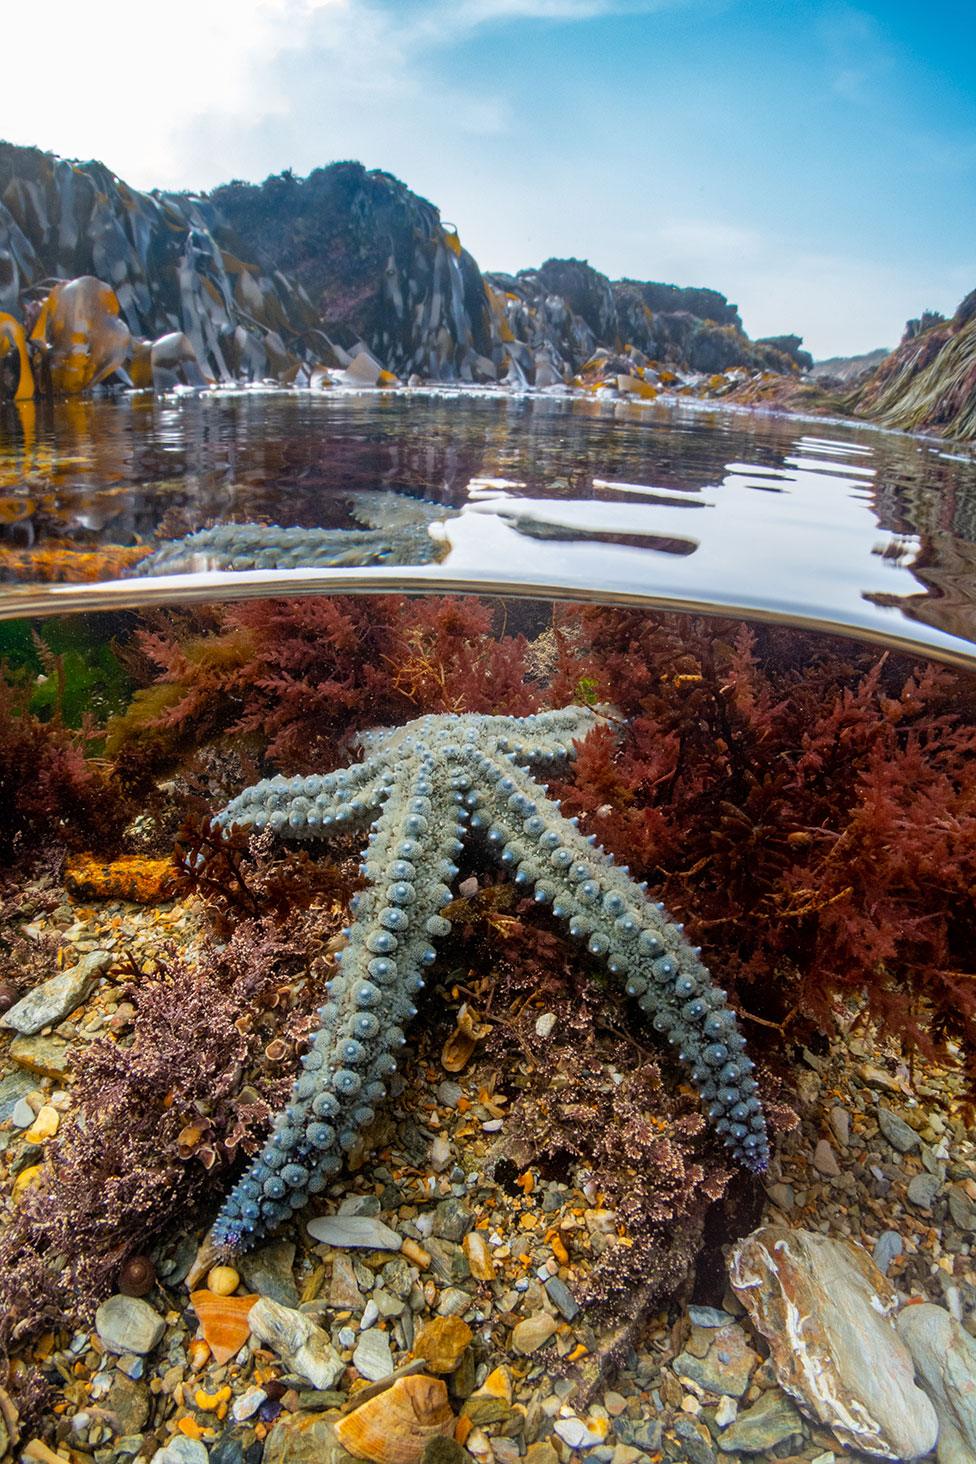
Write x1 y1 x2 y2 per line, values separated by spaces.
412 1316 472 1374
729 1226 937 1459
462 1231 497 1281
263 1411 357 1464
9 1034 71 1078
511 1312 558 1354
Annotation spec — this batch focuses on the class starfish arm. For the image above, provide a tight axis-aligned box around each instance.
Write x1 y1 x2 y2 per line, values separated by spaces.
137 524 396 575
484 706 604 765
213 757 391 840
471 751 769 1173
212 752 468 1251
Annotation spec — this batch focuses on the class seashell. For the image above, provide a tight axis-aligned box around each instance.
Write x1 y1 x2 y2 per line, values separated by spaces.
440 1003 490 1073
118 1254 155 1298
189 1289 258 1365
335 1374 455 1464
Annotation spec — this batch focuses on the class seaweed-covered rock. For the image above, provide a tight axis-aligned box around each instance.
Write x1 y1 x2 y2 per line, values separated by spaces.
211 163 494 382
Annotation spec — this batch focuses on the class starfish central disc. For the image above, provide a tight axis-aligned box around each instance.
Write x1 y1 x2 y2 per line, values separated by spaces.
210 706 769 1251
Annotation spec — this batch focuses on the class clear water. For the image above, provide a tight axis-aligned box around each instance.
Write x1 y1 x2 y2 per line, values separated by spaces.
1 388 975 664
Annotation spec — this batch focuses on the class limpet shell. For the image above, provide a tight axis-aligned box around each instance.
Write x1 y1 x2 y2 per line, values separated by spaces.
334 1374 455 1464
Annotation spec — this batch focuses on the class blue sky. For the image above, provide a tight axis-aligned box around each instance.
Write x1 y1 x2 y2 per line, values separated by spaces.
3 0 974 356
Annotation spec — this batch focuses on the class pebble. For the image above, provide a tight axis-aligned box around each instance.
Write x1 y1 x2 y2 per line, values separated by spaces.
150 1440 209 1464
512 1313 558 1354
714 1396 738 1427
877 1106 921 1154
231 1386 267 1422
239 1241 299 1308
0 1070 38 1122
307 1215 402 1250
907 1171 942 1210
813 1138 841 1177
949 1185 976 1231
688 1306 735 1328
328 1252 362 1307
553 1417 606 1449
717 1390 803 1454
674 1323 758 1398
872 1230 903 1274
544 1275 580 1321
413 1315 473 1373
353 1327 394 1380
24 1103 59 1142
95 1294 165 1356
11 1097 36 1128
535 1012 557 1039
828 1106 850 1147
249 1297 344 1390
462 1230 496 1281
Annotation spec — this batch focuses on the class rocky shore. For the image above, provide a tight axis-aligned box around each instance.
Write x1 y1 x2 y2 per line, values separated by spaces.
4 875 976 1464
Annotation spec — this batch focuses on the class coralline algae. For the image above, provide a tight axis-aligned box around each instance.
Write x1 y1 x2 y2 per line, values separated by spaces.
211 706 768 1251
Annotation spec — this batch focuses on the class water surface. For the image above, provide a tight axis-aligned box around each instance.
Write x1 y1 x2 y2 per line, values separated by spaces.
1 389 975 665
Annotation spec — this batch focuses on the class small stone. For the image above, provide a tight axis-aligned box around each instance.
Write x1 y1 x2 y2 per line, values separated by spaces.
207 1266 241 1296
95 1295 165 1356
308 1216 402 1250
717 1390 803 1454
105 1373 150 1435
877 1106 921 1153
544 1276 580 1321
535 1012 557 1038
9 1032 70 1077
11 1097 36 1128
512 1312 558 1354
232 1386 267 1422
764 1182 794 1211
948 1185 976 1232
436 1081 463 1107
240 1241 299 1308
431 1198 472 1243
813 1139 840 1177
524 1445 559 1464
674 1324 758 1398
828 1107 850 1147
329 1253 363 1308
462 1231 496 1281
150 1439 210 1464
361 1299 379 1329
353 1327 394 1381
0 1070 38 1122
602 1392 627 1417
859 1063 901 1092
430 1135 451 1172
413 1316 472 1373
907 1171 942 1210
1 949 112 1035
872 1230 903 1274
262 1412 346 1464
24 1103 59 1143
614 1418 662 1453
688 1306 735 1328
554 1416 607 1449
714 1396 738 1428
421 1440 469 1464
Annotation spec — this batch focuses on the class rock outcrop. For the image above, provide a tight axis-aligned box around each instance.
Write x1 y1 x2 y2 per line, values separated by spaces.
851 290 976 440
0 140 813 400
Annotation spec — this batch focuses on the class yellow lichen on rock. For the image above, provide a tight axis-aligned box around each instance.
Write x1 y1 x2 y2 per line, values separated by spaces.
64 854 178 904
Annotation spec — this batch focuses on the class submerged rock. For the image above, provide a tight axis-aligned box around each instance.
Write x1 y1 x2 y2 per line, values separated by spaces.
729 1225 938 1458
248 1297 344 1390
95 1294 165 1356
897 1303 976 1464
1 949 112 1035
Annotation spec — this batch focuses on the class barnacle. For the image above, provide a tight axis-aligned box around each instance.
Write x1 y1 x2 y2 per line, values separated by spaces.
210 706 768 1251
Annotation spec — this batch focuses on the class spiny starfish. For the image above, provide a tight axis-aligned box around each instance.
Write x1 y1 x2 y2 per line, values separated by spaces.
211 706 769 1251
